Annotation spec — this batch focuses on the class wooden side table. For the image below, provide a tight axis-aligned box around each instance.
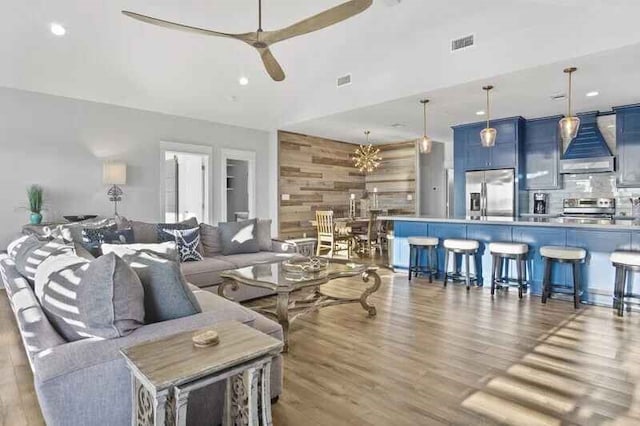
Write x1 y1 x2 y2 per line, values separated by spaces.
120 321 283 426
285 237 317 257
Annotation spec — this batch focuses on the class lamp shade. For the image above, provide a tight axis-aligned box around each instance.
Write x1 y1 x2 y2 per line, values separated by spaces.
418 136 433 154
559 116 580 145
480 127 497 147
103 162 127 185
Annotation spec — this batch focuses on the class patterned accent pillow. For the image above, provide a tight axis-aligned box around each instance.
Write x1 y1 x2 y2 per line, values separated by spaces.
82 226 134 256
161 227 203 262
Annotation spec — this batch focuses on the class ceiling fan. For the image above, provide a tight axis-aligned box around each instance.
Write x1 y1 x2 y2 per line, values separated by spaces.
122 0 373 82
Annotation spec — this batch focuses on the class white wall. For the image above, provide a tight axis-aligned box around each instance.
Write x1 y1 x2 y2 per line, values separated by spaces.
0 87 271 247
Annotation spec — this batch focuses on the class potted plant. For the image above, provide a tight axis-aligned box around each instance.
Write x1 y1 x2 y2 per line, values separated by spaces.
27 185 43 225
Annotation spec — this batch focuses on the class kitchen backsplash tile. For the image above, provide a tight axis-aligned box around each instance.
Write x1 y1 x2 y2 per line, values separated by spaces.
527 173 640 216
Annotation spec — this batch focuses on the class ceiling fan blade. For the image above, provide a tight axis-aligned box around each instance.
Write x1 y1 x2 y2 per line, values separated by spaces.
257 48 286 82
262 0 372 45
122 11 255 44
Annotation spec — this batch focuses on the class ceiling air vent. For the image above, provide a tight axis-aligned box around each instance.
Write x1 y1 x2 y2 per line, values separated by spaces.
451 34 474 52
337 73 352 88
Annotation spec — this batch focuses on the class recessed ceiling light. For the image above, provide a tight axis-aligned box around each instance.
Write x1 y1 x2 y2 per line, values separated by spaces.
586 91 599 97
50 23 66 36
238 77 249 86
476 110 486 116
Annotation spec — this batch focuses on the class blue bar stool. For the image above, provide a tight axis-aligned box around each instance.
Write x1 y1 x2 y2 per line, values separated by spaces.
408 237 439 283
489 242 529 299
611 251 640 317
540 246 586 309
443 239 480 290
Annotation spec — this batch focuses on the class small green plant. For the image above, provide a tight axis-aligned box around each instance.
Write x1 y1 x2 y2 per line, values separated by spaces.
27 185 43 214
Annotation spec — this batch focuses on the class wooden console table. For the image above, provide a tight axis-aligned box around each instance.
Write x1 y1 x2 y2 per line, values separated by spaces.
120 321 282 426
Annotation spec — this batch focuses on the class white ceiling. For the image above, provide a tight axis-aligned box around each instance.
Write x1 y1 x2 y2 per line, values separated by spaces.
286 43 640 144
2 0 640 136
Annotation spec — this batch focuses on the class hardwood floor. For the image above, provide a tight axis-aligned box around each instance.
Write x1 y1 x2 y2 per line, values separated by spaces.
3 270 640 425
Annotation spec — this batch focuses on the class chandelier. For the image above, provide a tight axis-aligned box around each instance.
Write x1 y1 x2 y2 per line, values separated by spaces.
353 131 381 173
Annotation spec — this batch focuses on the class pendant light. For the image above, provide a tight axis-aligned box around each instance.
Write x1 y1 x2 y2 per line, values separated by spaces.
559 67 580 145
418 99 433 154
480 85 497 147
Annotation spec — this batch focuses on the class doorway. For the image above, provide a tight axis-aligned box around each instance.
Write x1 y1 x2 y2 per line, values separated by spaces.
164 151 210 224
221 149 256 222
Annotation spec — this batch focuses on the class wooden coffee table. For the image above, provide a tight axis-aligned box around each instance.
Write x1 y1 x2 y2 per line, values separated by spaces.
219 259 381 352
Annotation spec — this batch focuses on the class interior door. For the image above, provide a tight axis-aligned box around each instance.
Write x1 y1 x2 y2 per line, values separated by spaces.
484 169 515 217
164 156 179 223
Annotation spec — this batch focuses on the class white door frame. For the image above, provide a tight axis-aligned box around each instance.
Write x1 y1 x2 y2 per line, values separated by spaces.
220 148 256 222
159 141 213 224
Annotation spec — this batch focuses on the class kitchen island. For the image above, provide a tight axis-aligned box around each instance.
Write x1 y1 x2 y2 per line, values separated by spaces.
382 215 640 306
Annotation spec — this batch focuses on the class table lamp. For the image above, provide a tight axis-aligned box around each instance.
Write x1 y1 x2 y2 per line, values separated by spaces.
103 161 127 216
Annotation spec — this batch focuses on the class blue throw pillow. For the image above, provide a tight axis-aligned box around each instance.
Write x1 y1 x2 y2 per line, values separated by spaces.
82 226 134 257
161 227 203 262
156 222 192 242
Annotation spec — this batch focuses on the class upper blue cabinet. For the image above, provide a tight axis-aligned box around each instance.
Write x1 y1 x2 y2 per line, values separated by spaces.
453 117 524 171
614 104 640 187
523 115 563 190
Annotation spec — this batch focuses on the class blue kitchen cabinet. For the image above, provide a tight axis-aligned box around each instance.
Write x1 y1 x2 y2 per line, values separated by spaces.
566 230 632 305
463 124 491 170
614 104 640 187
524 116 562 190
512 226 569 295
453 117 523 172
466 224 514 286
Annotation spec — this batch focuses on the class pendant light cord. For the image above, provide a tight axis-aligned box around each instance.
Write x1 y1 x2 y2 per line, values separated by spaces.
423 102 427 137
258 0 263 32
568 71 572 117
486 88 490 129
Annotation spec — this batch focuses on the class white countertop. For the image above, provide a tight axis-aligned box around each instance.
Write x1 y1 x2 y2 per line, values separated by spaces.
379 215 640 231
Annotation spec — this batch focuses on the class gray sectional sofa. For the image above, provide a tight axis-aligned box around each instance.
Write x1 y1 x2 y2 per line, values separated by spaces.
1 217 298 426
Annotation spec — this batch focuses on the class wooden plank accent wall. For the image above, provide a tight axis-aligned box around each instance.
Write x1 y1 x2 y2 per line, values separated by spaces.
278 131 365 239
365 141 417 214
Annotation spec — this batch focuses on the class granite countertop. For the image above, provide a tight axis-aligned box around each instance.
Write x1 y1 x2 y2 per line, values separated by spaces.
379 215 640 231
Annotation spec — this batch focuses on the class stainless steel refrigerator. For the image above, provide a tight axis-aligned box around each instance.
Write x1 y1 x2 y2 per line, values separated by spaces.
465 169 515 217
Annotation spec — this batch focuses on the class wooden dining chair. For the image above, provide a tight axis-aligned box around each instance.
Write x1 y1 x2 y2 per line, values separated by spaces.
354 209 382 256
315 210 351 258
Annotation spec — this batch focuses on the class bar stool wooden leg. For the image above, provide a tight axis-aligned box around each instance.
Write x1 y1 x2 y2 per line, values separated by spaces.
541 257 551 304
620 269 627 317
443 249 449 287
428 247 434 283
516 256 524 299
572 262 580 309
613 266 622 315
490 255 498 295
408 245 413 281
464 253 471 291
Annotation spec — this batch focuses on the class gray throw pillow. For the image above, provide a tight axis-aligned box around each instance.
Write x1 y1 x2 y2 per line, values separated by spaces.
257 219 272 251
112 251 202 323
101 242 179 262
35 253 145 341
199 223 221 257
14 236 74 282
218 219 260 255
129 217 199 244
